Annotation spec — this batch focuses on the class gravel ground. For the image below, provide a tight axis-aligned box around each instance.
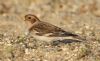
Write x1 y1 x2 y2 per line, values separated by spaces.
0 0 100 61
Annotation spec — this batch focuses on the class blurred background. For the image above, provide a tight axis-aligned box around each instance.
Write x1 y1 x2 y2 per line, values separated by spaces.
0 0 99 36
0 0 100 61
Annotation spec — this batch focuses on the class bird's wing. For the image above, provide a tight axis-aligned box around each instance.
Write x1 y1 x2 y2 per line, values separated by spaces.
48 28 79 37
34 21 79 37
30 21 77 36
30 21 85 40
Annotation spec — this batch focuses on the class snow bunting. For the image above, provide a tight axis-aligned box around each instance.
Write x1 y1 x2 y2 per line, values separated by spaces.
24 14 84 42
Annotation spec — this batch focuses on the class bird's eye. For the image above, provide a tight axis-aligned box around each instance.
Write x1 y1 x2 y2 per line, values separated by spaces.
28 17 31 19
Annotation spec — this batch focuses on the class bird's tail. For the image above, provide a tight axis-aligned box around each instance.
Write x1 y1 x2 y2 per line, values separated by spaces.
63 32 86 40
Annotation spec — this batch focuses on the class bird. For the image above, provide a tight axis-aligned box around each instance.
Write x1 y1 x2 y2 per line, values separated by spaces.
24 14 85 42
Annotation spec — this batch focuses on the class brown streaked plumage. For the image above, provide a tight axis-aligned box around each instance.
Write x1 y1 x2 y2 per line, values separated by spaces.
24 14 85 41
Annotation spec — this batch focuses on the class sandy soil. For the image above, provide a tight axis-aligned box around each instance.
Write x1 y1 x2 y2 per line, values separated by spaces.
0 0 100 61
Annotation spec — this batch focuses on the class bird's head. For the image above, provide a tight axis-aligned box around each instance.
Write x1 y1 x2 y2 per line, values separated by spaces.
24 14 40 24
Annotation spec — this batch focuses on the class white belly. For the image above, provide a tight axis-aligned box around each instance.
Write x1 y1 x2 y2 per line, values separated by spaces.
33 34 74 42
27 31 76 42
